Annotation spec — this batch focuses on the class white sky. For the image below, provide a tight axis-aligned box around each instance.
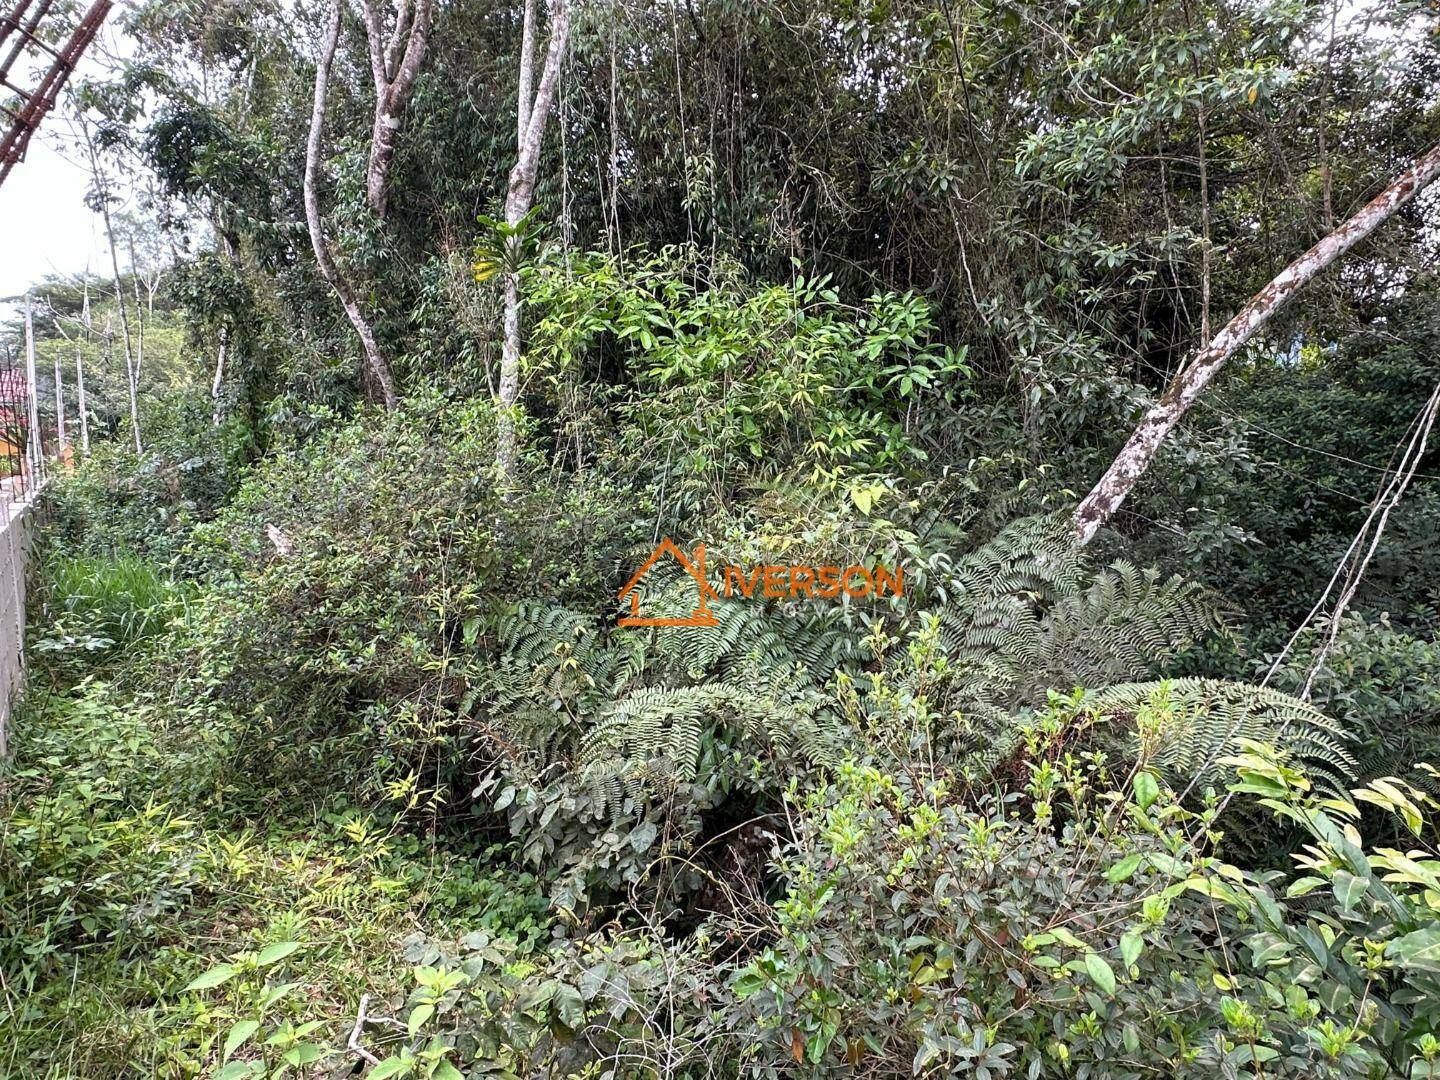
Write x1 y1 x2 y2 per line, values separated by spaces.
1 17 132 322
0 124 108 299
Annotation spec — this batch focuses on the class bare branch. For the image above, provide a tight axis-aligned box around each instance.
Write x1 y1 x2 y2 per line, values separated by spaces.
363 0 434 216
383 0 412 81
516 0 538 142
356 0 389 92
347 993 382 1066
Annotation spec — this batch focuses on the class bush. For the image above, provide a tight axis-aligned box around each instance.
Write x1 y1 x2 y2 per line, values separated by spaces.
398 717 1440 1078
153 393 652 807
44 387 248 566
1267 614 1440 791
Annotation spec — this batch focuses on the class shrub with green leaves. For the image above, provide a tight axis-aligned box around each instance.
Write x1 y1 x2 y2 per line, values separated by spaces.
526 248 970 494
1208 742 1440 1077
1267 614 1440 794
44 386 248 565
157 393 652 806
0 684 202 994
399 718 1440 1078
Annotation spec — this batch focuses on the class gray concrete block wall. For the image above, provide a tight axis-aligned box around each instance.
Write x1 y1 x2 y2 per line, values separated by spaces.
0 498 33 758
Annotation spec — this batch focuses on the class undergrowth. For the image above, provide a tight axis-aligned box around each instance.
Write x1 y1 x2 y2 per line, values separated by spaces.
0 650 550 1079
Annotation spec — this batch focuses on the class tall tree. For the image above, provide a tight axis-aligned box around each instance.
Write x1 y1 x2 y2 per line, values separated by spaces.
495 0 571 477
303 0 399 408
79 116 142 453
357 0 435 219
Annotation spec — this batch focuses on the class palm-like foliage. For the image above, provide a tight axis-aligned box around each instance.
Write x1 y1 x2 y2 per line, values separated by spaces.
930 515 1226 710
911 517 1356 785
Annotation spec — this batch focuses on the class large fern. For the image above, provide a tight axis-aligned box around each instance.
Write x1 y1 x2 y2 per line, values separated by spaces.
910 516 1356 786
461 581 858 905
465 580 852 808
929 514 1227 710
469 517 1362 905
1085 678 1357 792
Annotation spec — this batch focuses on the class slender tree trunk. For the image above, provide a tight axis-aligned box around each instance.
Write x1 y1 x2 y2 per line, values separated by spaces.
53 347 65 454
496 0 571 477
304 0 399 408
358 0 435 219
75 345 89 455
212 326 228 427
1074 141 1440 545
515 0 537 141
23 297 41 485
81 122 143 453
128 238 145 388
108 252 142 454
77 276 91 455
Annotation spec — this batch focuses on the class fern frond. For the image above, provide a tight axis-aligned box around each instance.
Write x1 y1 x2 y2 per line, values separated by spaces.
1086 679 1357 792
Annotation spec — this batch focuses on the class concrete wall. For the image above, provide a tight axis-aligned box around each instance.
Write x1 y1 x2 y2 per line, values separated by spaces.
0 496 33 757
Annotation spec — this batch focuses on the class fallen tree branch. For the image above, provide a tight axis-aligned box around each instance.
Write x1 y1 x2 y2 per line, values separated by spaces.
347 993 382 1066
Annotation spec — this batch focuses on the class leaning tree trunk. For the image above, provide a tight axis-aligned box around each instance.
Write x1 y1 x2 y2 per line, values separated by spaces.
495 0 571 478
304 0 399 408
1073 141 1440 546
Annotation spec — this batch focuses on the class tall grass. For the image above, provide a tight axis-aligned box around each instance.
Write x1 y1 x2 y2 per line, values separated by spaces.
41 556 186 644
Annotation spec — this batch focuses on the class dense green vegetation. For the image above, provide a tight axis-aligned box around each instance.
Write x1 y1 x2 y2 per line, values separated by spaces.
3 0 1440 1076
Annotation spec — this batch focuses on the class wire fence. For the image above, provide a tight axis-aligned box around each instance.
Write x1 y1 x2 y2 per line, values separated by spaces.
0 296 56 755
0 361 39 504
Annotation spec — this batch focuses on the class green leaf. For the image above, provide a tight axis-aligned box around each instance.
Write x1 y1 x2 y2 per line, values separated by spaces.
1106 854 1142 884
368 1058 411 1080
1083 952 1116 995
1122 1023 1140 1054
282 1043 324 1066
432 1064 463 1080
554 983 585 1030
258 981 300 1011
182 963 237 992
1119 932 1143 969
1133 771 1160 812
1331 870 1367 912
1249 934 1291 966
1387 928 1440 973
222 1019 259 1061
214 1063 257 1080
1049 926 1087 950
407 1003 434 1036
1285 875 1326 898
255 941 302 966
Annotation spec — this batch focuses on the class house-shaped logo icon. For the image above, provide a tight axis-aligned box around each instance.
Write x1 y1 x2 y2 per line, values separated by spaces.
617 538 721 627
